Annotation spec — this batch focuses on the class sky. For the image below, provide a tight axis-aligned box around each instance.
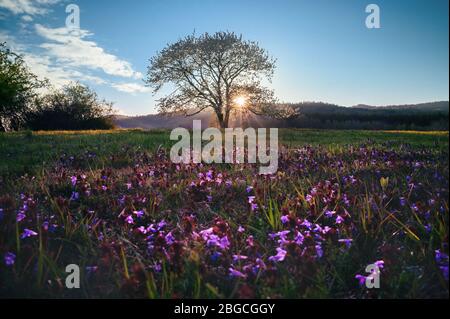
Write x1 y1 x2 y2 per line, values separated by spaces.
0 0 448 115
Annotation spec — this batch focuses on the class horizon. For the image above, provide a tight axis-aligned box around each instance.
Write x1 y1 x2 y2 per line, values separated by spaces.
1 0 449 116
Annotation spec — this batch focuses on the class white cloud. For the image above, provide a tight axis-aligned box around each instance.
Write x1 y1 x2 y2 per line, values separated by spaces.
112 83 150 93
35 24 143 79
0 31 106 89
21 14 33 22
0 0 60 16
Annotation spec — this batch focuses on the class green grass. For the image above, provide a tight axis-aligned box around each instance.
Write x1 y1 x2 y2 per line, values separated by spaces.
1 128 448 178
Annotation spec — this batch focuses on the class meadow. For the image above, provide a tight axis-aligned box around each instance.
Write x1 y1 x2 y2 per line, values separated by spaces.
0 129 448 298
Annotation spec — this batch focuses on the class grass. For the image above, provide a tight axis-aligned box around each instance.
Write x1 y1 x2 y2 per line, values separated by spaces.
0 128 448 298
1 128 448 178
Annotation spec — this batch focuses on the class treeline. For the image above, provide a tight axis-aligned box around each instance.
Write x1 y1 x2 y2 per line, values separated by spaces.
244 102 449 130
1 43 114 131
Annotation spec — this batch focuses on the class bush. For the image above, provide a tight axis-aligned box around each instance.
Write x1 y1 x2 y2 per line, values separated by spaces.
26 82 115 130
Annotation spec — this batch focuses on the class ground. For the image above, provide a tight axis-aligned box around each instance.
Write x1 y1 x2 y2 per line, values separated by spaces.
0 129 448 298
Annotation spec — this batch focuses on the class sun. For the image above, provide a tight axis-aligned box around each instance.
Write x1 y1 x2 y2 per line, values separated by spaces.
233 96 247 108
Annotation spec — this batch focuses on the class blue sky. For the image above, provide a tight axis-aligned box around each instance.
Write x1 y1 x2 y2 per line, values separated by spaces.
0 0 448 115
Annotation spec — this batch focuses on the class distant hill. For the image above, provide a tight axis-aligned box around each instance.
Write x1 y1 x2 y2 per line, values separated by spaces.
114 101 449 130
352 101 449 112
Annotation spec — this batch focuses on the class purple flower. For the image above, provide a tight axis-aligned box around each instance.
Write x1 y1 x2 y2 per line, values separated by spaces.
269 247 287 262
125 215 134 224
4 252 16 266
281 215 289 224
435 249 449 264
325 210 336 218
374 260 384 269
338 238 353 249
157 220 167 229
133 210 144 218
16 211 26 222
246 186 253 193
137 226 147 234
355 274 366 286
218 236 230 250
315 244 323 258
229 267 247 279
71 176 77 186
210 251 221 262
232 254 248 262
165 232 175 245
21 228 38 239
294 231 304 245
335 215 344 224
247 196 256 204
70 191 79 201
237 225 245 233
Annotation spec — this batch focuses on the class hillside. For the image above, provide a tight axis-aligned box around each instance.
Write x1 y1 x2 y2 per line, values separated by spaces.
114 101 449 130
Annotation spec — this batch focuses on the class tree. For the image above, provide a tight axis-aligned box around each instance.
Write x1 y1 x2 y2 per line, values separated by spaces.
146 32 277 128
0 43 47 131
27 82 115 130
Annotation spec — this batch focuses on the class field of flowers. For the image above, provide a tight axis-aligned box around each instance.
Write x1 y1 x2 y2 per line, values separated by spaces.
0 129 448 298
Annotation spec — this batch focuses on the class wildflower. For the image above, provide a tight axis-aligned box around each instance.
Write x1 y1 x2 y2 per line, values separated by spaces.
325 210 336 218
269 247 287 262
301 219 312 229
399 197 406 206
435 249 449 264
137 226 147 234
218 236 230 250
21 228 38 239
16 211 26 222
233 254 248 262
373 260 384 270
237 225 245 233
210 251 222 262
315 244 323 258
4 252 16 266
246 186 253 193
281 215 289 224
125 215 134 224
355 274 366 286
71 176 77 186
247 196 256 204
294 231 304 245
165 232 175 245
305 194 314 204
157 220 167 229
133 210 144 218
246 235 254 247
335 215 344 224
338 238 353 249
126 182 132 190
229 267 247 279
70 191 79 201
